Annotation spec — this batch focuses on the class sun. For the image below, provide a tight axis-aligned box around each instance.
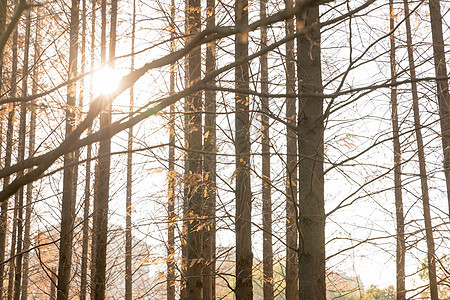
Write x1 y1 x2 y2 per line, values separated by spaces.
91 67 124 97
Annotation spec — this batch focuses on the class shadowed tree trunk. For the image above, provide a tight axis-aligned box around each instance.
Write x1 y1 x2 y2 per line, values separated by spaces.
297 3 326 299
89 0 98 296
6 2 20 297
79 0 91 298
235 0 252 298
260 0 273 298
93 0 117 297
56 0 79 299
388 2 406 299
13 6 31 300
285 0 298 299
125 0 135 299
403 1 438 298
21 9 40 299
202 0 216 297
185 0 203 295
427 0 450 219
167 0 176 298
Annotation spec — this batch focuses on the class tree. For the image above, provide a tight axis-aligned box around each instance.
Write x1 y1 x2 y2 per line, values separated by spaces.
285 0 298 299
56 0 79 298
235 0 252 298
388 2 406 299
260 0 273 298
297 2 326 298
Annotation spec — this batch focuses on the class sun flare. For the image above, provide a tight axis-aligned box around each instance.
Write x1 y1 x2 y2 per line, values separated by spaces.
92 67 123 97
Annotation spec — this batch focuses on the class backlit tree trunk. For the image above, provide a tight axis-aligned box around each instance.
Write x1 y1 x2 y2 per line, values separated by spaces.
235 0 252 298
202 0 216 297
428 0 450 219
125 0 135 298
56 0 79 298
389 2 406 299
167 0 176 298
403 1 438 298
297 3 326 299
285 0 298 299
13 6 31 300
260 0 273 298
185 0 203 296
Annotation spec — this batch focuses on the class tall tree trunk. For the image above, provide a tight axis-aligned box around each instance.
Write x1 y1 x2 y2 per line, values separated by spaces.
181 1 189 297
89 0 97 297
79 0 90 298
167 0 176 298
90 164 99 300
6 5 20 297
427 0 450 219
389 2 406 299
93 0 116 297
13 6 32 300
21 9 40 299
57 0 79 299
0 0 6 189
403 1 439 298
235 0 252 298
260 0 273 299
297 4 326 299
50 267 57 300
202 0 216 298
125 0 135 299
185 0 203 296
285 0 298 299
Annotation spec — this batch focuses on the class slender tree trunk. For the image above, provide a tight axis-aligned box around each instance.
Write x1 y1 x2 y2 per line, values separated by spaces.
185 0 203 295
90 165 99 300
389 2 406 299
297 4 326 299
235 0 252 298
56 0 79 299
202 0 216 297
181 1 189 297
13 7 32 300
403 1 439 298
6 6 20 298
93 0 116 297
260 0 273 298
125 1 135 299
50 267 57 300
0 0 6 189
285 0 298 299
167 0 176 298
79 0 90 298
21 10 40 299
88 0 97 298
427 0 450 219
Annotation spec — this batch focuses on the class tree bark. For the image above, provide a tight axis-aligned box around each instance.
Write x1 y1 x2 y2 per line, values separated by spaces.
427 0 450 220
167 0 176 298
202 0 216 298
297 4 326 299
185 0 203 296
260 0 273 299
403 1 439 298
93 0 116 297
389 2 406 299
285 0 298 299
235 0 252 298
56 0 79 299
125 1 135 299
79 0 91 298
13 6 31 300
6 4 20 297
21 9 40 299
